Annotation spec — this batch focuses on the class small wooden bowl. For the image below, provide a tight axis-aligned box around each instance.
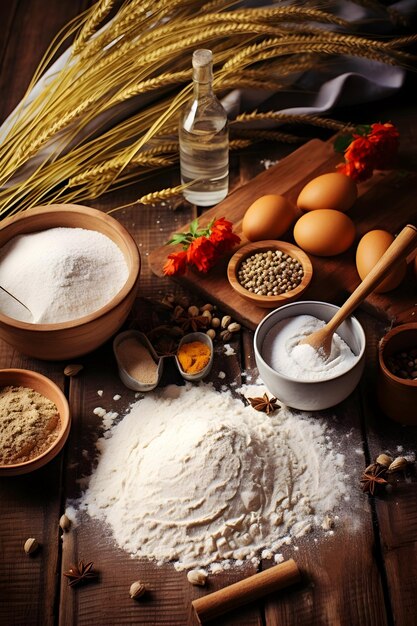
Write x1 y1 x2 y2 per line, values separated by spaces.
0 369 70 476
227 241 313 309
0 204 140 360
377 323 417 425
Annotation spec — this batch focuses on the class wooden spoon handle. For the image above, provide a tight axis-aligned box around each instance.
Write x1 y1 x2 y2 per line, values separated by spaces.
326 224 417 334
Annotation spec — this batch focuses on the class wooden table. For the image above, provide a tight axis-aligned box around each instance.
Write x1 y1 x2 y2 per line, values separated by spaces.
1 3 416 625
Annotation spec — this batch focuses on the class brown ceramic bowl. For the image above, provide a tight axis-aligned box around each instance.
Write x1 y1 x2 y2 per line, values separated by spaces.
227 240 313 308
0 368 70 476
0 204 140 360
377 323 417 425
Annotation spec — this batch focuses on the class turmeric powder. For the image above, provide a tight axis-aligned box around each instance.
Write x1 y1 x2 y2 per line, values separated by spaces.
177 341 211 374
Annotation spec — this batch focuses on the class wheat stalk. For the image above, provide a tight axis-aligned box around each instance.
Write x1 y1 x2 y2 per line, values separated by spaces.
0 0 415 216
72 0 115 55
233 112 354 132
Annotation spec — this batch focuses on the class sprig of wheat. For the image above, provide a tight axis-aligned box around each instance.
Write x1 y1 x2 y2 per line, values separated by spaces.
0 0 415 216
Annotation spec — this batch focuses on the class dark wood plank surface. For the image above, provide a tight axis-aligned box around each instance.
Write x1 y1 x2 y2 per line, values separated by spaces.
1 3 417 626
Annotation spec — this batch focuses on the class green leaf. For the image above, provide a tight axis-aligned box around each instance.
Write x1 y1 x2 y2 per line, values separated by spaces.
166 232 189 245
189 218 199 236
354 124 371 137
334 133 353 154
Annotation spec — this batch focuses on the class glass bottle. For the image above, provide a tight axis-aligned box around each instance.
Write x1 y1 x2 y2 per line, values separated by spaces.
179 49 229 206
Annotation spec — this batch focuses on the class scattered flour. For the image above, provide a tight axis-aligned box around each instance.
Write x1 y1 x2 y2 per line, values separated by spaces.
79 383 348 570
223 343 235 356
262 315 358 381
0 227 129 323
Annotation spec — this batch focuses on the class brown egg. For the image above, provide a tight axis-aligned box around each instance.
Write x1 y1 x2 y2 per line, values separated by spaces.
414 254 417 280
293 209 355 256
356 230 407 293
297 172 358 213
242 194 295 242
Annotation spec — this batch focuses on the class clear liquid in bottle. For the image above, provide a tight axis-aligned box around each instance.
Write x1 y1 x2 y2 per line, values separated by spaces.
179 49 229 207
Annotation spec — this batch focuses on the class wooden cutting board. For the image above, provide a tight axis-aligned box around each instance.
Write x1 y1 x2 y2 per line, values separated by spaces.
149 139 417 330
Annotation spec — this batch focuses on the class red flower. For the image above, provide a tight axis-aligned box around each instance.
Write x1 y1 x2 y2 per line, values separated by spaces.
338 135 375 182
187 236 218 273
163 250 187 276
336 121 399 183
368 122 399 169
209 217 240 253
164 216 240 275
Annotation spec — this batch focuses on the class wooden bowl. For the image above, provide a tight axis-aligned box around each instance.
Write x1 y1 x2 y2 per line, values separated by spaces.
227 241 313 309
0 204 140 360
377 323 417 425
0 368 70 476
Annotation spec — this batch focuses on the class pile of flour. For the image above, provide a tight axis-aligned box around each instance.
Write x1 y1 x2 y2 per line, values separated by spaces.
0 227 129 323
79 383 348 570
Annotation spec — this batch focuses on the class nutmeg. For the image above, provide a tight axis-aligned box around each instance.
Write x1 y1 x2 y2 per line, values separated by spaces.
211 317 221 329
221 315 232 329
59 514 71 532
188 305 200 317
64 364 84 377
388 456 408 473
375 453 393 468
24 537 39 555
129 580 146 599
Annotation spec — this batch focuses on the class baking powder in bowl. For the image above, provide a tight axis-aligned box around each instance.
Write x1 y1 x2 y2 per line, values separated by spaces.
78 383 349 570
262 315 358 381
0 227 129 323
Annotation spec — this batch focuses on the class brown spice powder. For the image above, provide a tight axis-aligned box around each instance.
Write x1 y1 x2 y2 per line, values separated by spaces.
118 337 159 384
0 386 60 465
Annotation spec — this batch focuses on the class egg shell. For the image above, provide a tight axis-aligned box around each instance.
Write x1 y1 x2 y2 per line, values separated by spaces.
297 172 358 213
242 194 295 242
293 209 355 256
356 230 407 293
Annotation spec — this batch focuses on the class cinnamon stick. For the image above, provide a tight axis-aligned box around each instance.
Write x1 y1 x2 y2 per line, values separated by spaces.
192 558 301 624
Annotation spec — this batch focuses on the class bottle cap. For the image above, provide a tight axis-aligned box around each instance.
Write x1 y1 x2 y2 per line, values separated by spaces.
192 49 213 83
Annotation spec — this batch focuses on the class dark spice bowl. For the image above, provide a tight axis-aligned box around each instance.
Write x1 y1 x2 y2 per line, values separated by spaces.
377 323 417 425
227 240 313 308
0 368 70 476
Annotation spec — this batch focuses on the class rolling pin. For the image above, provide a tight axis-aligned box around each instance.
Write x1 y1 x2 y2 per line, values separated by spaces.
192 558 301 624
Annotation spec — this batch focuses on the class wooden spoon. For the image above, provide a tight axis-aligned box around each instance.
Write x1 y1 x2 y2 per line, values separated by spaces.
301 224 417 358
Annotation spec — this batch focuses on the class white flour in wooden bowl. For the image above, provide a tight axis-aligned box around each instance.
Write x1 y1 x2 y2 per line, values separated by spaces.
78 383 349 570
0 227 128 323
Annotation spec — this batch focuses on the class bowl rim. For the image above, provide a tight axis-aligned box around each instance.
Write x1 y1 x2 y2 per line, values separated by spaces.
0 368 70 473
378 322 417 387
0 204 140 330
254 300 366 384
227 240 313 305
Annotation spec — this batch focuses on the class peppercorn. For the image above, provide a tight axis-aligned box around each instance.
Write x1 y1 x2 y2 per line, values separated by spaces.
386 348 417 380
237 250 303 296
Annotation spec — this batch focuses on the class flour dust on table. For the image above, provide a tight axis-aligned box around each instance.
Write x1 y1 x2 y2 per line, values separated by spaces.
76 383 350 570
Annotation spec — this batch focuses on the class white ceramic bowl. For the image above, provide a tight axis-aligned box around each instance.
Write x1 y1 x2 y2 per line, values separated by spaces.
254 301 366 411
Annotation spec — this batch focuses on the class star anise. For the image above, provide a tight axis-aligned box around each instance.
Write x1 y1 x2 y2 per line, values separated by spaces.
360 463 388 495
248 393 280 415
63 560 97 587
176 314 209 333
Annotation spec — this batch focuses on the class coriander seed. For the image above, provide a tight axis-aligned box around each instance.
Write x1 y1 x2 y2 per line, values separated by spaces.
237 250 303 296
